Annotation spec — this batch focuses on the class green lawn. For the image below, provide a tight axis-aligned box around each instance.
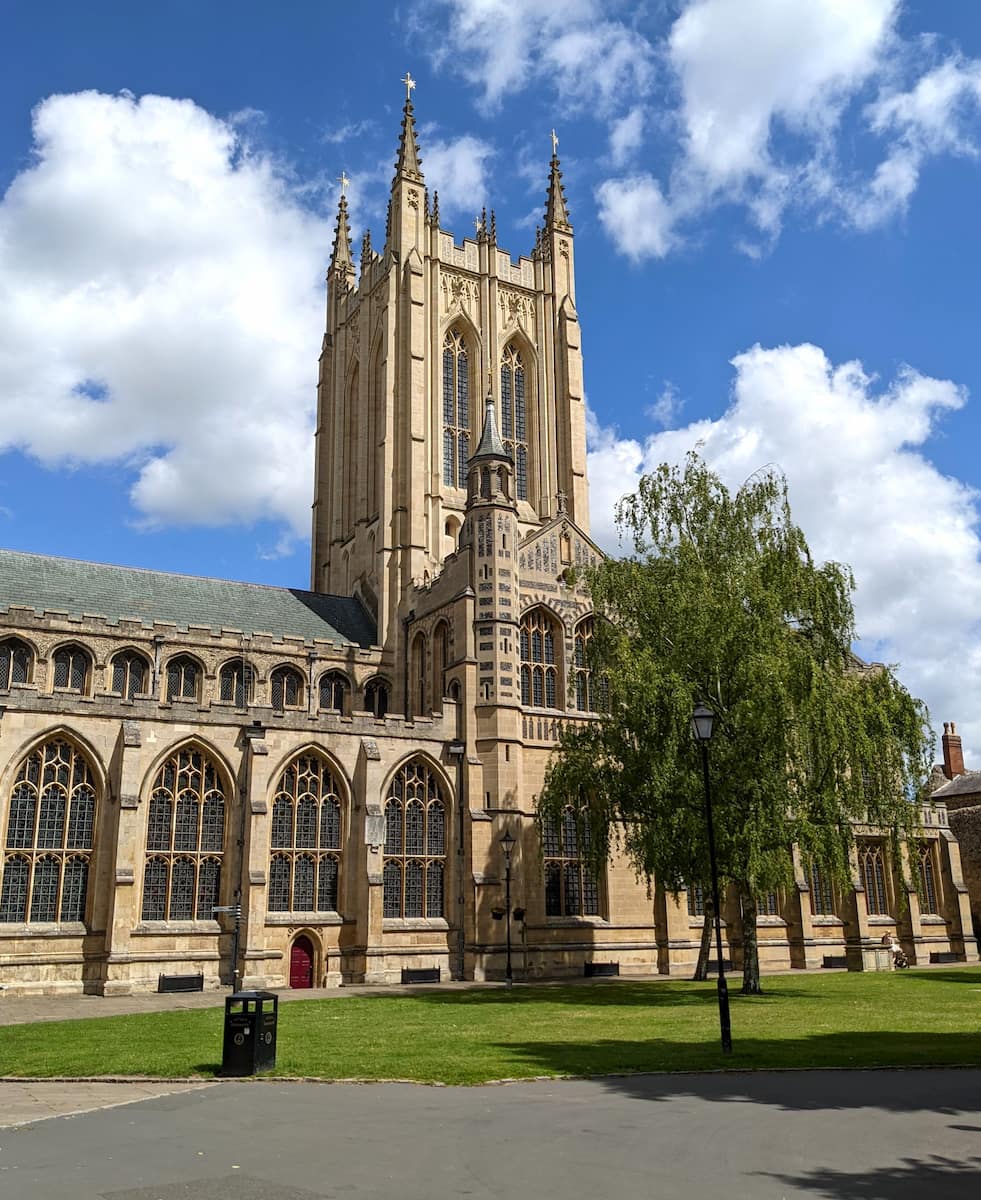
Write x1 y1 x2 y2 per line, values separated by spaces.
2 969 980 1084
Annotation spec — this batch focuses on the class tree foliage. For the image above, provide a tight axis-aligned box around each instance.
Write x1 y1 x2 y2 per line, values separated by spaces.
539 454 933 992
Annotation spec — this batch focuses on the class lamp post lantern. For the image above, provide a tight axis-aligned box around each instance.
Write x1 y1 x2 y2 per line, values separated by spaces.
691 703 733 1055
500 829 515 989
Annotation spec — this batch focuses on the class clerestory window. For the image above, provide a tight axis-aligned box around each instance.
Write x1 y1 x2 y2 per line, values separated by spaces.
442 328 470 488
500 343 528 501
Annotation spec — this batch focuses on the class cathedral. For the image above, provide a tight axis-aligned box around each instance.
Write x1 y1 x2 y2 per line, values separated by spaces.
0 88 976 996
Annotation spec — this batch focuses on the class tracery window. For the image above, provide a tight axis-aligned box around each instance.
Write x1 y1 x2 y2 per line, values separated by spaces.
166 655 201 703
364 678 389 718
53 644 91 694
111 650 149 699
268 752 343 913
859 841 889 916
687 882 705 918
918 842 939 915
808 859 836 916
442 328 470 488
140 746 225 921
219 660 254 706
520 608 560 709
383 759 446 918
0 638 33 689
573 618 607 712
271 665 305 712
757 891 779 917
0 739 96 923
500 342 528 500
319 671 349 714
542 806 601 918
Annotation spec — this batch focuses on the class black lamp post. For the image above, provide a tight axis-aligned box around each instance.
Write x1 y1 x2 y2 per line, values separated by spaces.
691 703 733 1055
500 829 515 989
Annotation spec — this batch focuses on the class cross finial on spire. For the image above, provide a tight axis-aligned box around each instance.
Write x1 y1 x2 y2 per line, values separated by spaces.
550 128 559 157
402 71 416 101
338 171 350 195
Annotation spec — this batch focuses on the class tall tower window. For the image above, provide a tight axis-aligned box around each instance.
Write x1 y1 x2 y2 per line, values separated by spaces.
442 328 470 488
520 608 560 709
500 343 529 500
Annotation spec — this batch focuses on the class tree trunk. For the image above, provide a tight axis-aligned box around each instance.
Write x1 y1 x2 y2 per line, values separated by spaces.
692 897 714 981
740 891 763 994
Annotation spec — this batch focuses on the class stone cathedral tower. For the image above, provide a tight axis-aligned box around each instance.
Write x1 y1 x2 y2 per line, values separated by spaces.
310 84 589 661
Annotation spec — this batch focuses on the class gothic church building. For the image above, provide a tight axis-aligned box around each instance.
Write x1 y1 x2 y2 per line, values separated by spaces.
0 91 975 995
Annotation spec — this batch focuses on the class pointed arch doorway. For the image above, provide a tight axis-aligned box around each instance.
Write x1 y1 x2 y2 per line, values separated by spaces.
289 935 315 989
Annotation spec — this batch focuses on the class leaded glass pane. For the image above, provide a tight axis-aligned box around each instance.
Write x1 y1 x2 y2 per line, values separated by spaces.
404 860 424 918
532 630 542 661
405 801 424 855
296 798 317 848
0 856 29 921
196 857 221 919
6 785 37 848
60 856 89 921
458 431 469 487
444 429 455 487
169 858 195 920
582 867 600 915
516 446 527 501
542 816 560 858
1 640 34 688
533 668 543 707
174 795 199 852
457 349 468 425
520 628 530 660
520 666 530 705
543 630 554 664
220 661 252 705
809 861 834 916
443 347 454 425
501 365 513 438
545 669 556 708
200 794 224 853
544 863 562 916
562 808 578 857
29 856 59 922
320 673 347 712
36 786 66 849
426 860 444 917
271 798 293 848
919 845 938 914
564 864 582 918
365 679 388 717
688 882 705 917
318 855 339 911
167 657 199 701
514 363 525 439
66 786 95 849
427 801 445 856
147 793 173 851
294 854 315 910
141 858 168 920
268 855 291 912
383 860 402 918
320 797 341 849
385 801 402 854
54 647 88 691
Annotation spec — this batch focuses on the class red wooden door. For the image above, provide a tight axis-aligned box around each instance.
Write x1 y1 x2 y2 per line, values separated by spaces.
290 936 314 989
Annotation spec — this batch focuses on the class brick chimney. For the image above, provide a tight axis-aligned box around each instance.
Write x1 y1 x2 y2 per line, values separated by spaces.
942 721 965 779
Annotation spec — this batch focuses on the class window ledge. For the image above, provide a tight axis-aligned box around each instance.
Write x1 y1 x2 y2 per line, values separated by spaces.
545 915 609 927
757 916 787 927
265 913 342 926
920 914 947 925
0 921 88 936
382 918 450 931
132 921 221 935
867 915 895 925
811 915 845 927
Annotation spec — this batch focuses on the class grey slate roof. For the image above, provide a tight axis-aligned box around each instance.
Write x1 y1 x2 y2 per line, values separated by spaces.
931 770 981 800
0 549 376 647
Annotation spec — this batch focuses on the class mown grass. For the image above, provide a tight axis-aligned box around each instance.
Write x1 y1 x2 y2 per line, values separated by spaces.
2 969 979 1084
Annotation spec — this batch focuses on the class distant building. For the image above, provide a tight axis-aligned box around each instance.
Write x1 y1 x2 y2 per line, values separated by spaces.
0 88 976 995
929 722 981 942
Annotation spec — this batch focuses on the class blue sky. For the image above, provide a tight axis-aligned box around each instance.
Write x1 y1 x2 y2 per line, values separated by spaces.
2 0 981 759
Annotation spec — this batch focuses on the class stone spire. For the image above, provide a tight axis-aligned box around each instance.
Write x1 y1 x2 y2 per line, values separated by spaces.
329 184 355 283
545 129 571 230
472 390 509 462
393 71 423 183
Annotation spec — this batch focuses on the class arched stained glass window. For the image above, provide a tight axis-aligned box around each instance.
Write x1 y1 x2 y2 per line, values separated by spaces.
219 660 254 706
500 343 529 500
111 650 149 699
442 328 470 487
0 739 97 925
319 672 349 714
573 619 604 712
918 843 939 915
0 638 34 689
140 746 226 921
808 860 835 916
541 806 602 918
383 759 448 918
520 609 560 710
859 842 889 916
53 644 91 693
364 678 389 718
266 752 344 913
166 656 200 703
271 665 305 712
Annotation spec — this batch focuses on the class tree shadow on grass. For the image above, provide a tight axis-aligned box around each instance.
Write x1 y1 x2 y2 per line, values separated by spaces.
897 969 981 987
488 1033 981 1112
759 1155 981 1198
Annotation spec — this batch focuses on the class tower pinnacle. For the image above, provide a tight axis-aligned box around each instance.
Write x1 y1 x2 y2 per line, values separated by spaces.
393 72 423 182
545 134 571 230
329 188 355 281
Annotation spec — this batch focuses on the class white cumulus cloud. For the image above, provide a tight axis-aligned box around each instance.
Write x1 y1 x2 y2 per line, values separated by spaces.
421 133 495 215
0 90 330 534
587 343 981 761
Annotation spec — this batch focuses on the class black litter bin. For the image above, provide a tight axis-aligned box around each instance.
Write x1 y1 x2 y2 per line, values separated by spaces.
221 990 278 1076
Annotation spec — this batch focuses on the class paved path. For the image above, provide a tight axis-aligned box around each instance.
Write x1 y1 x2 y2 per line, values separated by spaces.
1 1071 979 1199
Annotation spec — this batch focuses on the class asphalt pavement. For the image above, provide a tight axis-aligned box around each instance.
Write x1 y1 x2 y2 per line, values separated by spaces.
1 1070 979 1199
